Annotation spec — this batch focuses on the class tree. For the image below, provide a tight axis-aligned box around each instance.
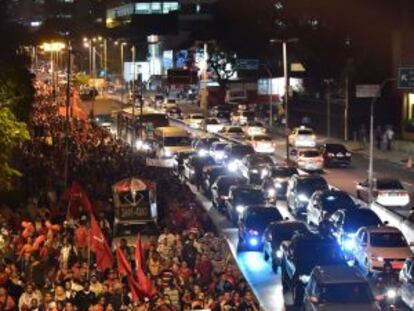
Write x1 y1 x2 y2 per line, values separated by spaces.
0 107 29 189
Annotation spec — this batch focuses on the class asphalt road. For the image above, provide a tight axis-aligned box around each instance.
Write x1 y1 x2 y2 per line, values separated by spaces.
84 96 414 311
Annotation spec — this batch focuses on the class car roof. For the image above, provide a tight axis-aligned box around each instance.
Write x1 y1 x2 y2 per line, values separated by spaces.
295 174 325 181
268 220 307 229
313 265 367 284
364 226 401 233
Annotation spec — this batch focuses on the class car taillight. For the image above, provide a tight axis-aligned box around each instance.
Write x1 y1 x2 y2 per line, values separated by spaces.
248 229 259 236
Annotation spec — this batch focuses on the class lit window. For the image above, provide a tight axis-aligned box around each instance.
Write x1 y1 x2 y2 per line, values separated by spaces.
151 2 162 13
136 3 150 14
196 4 201 13
163 2 179 14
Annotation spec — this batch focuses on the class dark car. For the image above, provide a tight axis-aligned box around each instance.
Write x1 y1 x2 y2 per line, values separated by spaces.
327 208 382 255
239 154 274 184
281 232 346 306
223 144 255 171
166 106 182 119
172 150 196 176
191 137 220 156
286 175 329 217
306 189 357 227
201 165 229 195
263 221 309 273
226 186 267 225
261 165 299 200
183 155 216 184
238 206 283 251
211 175 247 211
319 143 351 167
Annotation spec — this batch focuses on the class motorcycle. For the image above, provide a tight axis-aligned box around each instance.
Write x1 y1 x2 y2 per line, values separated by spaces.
374 261 401 310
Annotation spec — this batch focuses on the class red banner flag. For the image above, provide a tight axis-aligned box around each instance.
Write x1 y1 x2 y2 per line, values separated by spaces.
89 215 113 271
135 236 156 298
116 248 132 276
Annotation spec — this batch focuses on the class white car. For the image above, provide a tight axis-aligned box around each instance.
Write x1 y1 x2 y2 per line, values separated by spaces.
294 149 324 171
219 126 246 141
399 257 414 310
209 141 229 163
204 118 224 133
353 226 413 273
161 102 177 113
246 134 275 153
356 178 410 207
183 113 205 129
288 127 316 148
245 122 267 136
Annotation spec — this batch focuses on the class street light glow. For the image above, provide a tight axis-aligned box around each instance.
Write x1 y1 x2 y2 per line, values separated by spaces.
40 42 66 52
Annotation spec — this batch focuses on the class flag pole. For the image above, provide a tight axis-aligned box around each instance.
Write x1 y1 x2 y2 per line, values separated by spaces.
87 228 91 279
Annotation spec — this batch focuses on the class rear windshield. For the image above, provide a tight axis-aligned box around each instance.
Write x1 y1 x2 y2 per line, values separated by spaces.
320 283 373 304
271 167 298 178
207 119 219 124
251 156 273 165
228 127 244 133
376 180 404 190
273 224 307 241
300 151 320 157
235 190 266 205
321 192 355 213
213 143 227 151
253 135 271 141
297 178 328 196
370 232 407 248
191 115 204 119
246 208 282 228
232 146 254 157
298 129 313 135
164 137 191 146
343 210 382 232
326 144 347 153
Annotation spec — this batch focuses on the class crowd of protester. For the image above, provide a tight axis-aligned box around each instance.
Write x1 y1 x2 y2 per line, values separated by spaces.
0 83 260 310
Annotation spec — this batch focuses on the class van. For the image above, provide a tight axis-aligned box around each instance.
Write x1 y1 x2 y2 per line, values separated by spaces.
154 126 192 158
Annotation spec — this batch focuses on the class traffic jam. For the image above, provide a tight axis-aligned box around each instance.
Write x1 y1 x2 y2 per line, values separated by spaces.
105 92 414 311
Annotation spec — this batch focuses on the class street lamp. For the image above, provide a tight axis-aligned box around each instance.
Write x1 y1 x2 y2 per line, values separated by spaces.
260 64 273 127
269 38 298 163
40 41 66 97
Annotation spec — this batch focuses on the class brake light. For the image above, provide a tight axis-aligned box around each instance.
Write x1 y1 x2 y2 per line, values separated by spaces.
248 229 259 236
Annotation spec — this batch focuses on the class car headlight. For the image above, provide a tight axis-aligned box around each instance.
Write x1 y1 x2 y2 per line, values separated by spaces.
276 250 283 258
275 182 282 189
299 275 310 284
198 149 208 156
135 140 144 149
214 151 224 160
387 288 397 299
236 205 245 214
267 188 276 197
297 194 309 202
164 150 172 157
228 161 238 172
251 169 258 174
142 143 151 151
327 152 335 157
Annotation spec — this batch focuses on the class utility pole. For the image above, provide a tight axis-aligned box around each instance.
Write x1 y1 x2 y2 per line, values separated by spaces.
64 41 72 190
325 79 333 137
104 38 108 80
131 45 136 146
344 75 349 141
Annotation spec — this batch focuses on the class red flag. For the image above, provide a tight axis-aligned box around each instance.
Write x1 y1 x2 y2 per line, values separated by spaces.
116 248 132 276
89 215 113 271
127 275 142 302
135 236 157 298
62 182 93 214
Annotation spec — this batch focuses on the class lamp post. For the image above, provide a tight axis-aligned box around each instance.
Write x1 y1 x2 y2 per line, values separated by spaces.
131 45 136 146
269 38 298 163
367 78 395 204
260 64 273 127
40 41 66 97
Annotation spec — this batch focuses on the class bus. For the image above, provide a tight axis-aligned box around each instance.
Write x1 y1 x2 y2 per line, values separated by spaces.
116 107 169 143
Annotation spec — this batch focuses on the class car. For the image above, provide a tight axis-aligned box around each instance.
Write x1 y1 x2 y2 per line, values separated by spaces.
261 165 299 200
303 265 379 311
191 136 220 156
165 106 182 119
294 149 324 171
209 141 229 163
281 232 346 306
263 221 309 273
161 101 177 113
353 226 413 274
319 143 352 167
203 118 225 133
215 111 231 124
183 154 216 183
399 257 414 310
225 186 267 225
183 113 205 129
245 121 267 136
223 144 255 172
238 154 274 184
201 165 229 195
286 174 329 217
327 208 383 256
210 105 232 117
95 114 112 131
356 178 410 207
172 150 196 176
211 175 247 211
231 110 255 125
238 205 283 251
306 189 357 227
246 134 275 153
288 127 316 148
219 126 246 140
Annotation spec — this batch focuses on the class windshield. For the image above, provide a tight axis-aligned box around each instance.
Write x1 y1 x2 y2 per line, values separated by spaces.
300 150 320 157
164 137 192 147
96 114 111 122
296 243 344 270
228 127 244 134
213 143 227 151
245 209 282 229
235 190 266 205
232 146 254 158
254 135 272 141
207 119 219 124
326 144 347 153
321 192 355 213
320 283 373 304
273 224 307 242
343 211 382 232
298 129 313 135
376 180 404 190
370 232 407 247
191 115 204 119
218 177 244 194
251 156 273 166
271 167 298 178
297 179 328 196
